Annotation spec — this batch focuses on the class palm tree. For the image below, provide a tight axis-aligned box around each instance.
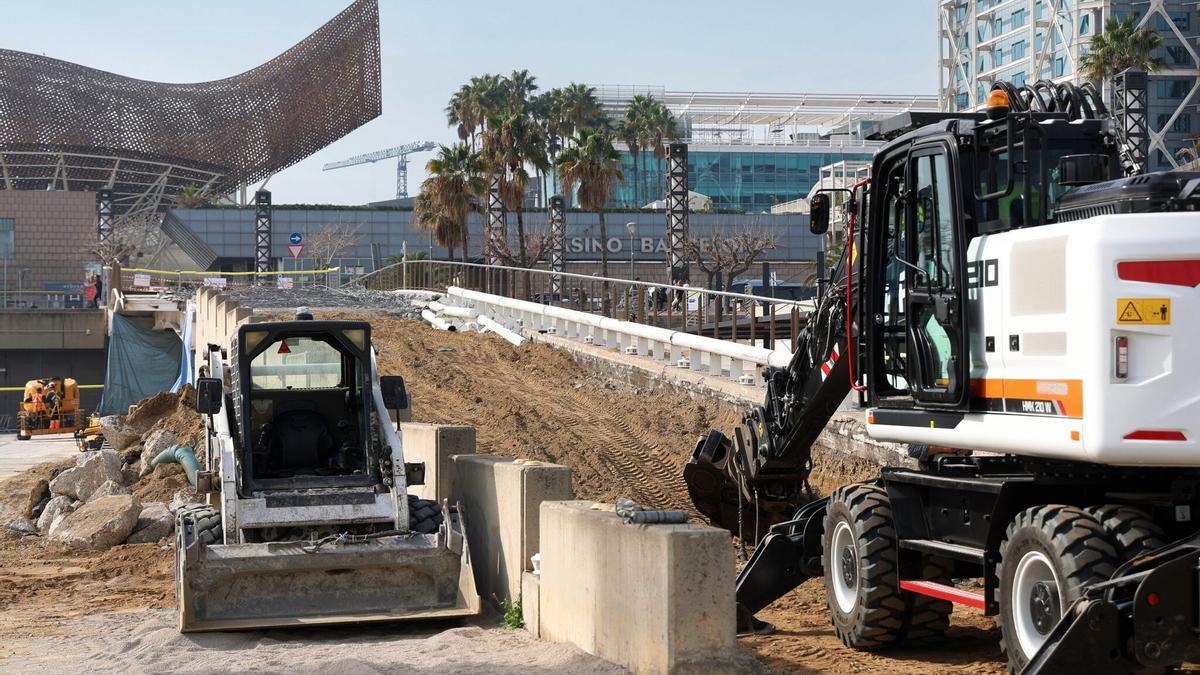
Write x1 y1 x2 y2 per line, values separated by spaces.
556 128 624 313
504 69 538 112
623 94 656 208
558 83 603 141
411 191 460 260
482 111 548 268
422 143 485 262
1080 15 1166 84
646 101 681 202
446 85 480 148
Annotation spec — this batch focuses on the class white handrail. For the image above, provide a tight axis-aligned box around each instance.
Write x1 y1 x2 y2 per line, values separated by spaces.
444 286 792 385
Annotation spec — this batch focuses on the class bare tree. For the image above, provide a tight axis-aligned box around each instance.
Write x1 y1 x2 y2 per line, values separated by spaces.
681 227 779 294
306 222 363 270
89 213 169 267
489 225 558 300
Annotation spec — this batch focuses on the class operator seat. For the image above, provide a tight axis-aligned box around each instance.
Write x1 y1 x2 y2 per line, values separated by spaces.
269 408 334 473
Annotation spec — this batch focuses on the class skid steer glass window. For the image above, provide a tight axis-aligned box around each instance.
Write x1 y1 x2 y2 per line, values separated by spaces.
250 338 342 390
879 161 908 392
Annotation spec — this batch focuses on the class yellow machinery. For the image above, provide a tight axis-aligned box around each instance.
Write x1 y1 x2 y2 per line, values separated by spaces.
75 414 104 451
16 377 82 440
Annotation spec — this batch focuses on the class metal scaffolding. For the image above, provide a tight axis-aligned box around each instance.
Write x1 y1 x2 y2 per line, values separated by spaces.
254 190 272 274
665 143 689 282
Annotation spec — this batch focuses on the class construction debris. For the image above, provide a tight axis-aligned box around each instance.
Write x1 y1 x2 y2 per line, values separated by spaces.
37 495 77 533
126 502 174 544
88 480 131 500
222 285 427 316
99 416 140 452
50 495 142 550
0 473 50 520
49 450 123 501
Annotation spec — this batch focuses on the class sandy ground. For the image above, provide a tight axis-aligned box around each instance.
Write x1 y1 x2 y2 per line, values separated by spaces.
0 317 1008 673
2 609 626 674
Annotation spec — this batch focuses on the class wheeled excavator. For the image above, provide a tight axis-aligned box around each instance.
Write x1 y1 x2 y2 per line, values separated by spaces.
684 82 1200 673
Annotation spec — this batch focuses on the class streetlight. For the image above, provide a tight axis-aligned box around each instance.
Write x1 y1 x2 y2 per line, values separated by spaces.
625 221 637 280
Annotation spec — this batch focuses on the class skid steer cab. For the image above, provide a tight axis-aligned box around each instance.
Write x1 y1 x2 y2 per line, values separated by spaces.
178 316 479 632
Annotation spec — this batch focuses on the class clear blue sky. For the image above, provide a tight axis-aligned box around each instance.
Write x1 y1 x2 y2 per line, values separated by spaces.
5 1 937 205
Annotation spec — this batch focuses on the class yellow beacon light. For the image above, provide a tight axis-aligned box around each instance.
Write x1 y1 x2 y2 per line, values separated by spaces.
986 88 1011 120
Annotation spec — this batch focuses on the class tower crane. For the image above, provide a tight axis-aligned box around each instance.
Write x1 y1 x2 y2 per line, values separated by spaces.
322 141 438 199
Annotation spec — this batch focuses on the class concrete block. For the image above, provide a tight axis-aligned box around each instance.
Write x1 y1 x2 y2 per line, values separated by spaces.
539 501 737 674
455 455 571 606
400 423 474 503
522 571 540 638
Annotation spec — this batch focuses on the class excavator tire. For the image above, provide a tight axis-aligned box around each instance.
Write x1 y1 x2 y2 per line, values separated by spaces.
822 483 908 649
409 495 443 534
1085 504 1166 564
998 505 1117 673
903 554 954 643
177 504 222 546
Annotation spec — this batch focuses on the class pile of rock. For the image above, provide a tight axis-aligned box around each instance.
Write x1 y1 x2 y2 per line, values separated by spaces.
4 449 178 549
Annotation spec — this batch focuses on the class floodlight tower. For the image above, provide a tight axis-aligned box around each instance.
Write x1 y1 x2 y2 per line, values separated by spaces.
322 141 438 199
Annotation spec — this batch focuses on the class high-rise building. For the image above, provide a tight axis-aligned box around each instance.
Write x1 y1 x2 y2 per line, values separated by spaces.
593 86 937 212
938 1 1199 170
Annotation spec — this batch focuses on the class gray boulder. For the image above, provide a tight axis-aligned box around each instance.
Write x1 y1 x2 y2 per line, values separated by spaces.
5 517 39 536
0 473 50 520
37 495 77 533
88 479 130 501
139 430 177 476
126 502 174 544
50 495 142 550
99 416 139 451
49 450 123 501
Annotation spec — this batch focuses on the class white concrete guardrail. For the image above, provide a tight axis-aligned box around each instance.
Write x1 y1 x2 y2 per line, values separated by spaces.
445 286 792 385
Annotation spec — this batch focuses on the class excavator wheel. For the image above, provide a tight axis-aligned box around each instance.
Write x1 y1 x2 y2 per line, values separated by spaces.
176 504 222 546
408 495 444 534
822 483 908 649
1085 504 1166 564
998 505 1117 673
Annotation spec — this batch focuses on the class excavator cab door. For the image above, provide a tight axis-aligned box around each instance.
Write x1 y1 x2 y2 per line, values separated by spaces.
904 147 967 407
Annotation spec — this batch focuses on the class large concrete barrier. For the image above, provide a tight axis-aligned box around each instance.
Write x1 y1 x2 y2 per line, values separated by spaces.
537 501 738 674
399 423 572 606
455 455 572 606
400 423 474 503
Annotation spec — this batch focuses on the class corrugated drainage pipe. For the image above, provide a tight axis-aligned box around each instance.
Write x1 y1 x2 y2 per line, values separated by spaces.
421 309 458 332
150 444 200 487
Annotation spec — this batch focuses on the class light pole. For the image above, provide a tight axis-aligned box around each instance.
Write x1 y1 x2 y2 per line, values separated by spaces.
625 221 637 280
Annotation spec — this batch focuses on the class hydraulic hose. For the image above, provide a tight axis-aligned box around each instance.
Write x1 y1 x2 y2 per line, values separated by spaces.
150 444 200 487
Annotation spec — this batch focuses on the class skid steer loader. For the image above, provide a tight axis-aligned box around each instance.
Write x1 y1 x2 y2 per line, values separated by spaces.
177 312 479 631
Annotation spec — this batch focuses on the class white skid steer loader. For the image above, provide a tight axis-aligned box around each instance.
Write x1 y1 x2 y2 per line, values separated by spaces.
176 313 479 631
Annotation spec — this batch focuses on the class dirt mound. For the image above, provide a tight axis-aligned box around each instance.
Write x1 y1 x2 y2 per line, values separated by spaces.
132 464 194 503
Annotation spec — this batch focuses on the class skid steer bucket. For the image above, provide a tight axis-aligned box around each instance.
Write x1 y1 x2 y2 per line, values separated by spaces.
175 515 480 632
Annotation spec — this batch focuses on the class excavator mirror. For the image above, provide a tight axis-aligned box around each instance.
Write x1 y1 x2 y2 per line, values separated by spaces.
380 375 409 411
195 377 222 415
809 193 831 235
1058 154 1111 187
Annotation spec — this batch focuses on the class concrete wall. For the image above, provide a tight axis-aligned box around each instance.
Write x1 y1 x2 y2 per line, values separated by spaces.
400 423 473 504
0 190 97 293
0 310 105 350
537 501 738 674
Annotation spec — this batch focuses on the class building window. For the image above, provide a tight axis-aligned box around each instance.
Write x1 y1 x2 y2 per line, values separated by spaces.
0 218 13 259
1012 8 1027 29
1157 78 1192 100
1157 113 1192 134
1054 57 1065 77
1080 14 1091 35
956 92 969 109
995 17 1004 35
1165 45 1192 67
1036 32 1044 50
1012 71 1027 87
1012 40 1027 59
1036 1 1047 20
995 48 1005 66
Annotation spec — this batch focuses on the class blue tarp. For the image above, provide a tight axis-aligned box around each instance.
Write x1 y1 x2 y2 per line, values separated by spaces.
171 303 195 393
99 314 184 415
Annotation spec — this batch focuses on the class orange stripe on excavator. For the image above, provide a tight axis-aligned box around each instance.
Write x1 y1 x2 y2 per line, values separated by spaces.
970 378 1084 418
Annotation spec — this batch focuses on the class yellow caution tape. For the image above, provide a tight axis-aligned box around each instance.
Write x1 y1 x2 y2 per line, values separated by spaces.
0 384 103 391
104 266 340 277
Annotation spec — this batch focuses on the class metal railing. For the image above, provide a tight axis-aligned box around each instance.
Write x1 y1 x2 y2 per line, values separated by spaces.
355 259 812 352
109 265 345 294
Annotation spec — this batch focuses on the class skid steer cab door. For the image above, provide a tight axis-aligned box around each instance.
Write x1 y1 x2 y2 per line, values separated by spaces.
867 141 968 409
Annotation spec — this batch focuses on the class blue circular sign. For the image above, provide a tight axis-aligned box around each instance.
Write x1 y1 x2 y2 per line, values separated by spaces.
289 232 303 245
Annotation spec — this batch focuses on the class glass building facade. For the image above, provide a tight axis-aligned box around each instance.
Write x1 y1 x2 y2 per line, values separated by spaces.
610 146 876 213
939 0 1200 169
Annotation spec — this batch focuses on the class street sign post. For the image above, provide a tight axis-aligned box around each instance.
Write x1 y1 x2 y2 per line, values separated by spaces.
289 232 303 245
288 244 304 259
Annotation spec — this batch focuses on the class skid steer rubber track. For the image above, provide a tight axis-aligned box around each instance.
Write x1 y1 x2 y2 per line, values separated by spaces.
177 504 222 545
409 495 443 534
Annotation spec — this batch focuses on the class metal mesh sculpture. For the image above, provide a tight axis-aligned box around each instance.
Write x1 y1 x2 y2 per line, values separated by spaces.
0 0 381 215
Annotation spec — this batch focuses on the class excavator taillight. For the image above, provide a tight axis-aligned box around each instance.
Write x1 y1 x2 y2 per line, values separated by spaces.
1118 260 1200 287
1115 336 1129 379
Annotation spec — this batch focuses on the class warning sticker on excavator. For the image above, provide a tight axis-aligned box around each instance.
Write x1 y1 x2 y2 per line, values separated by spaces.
1117 298 1171 325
